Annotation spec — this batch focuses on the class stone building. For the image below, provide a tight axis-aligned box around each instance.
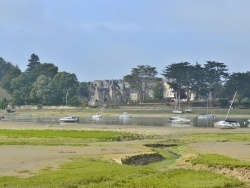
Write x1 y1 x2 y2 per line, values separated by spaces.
88 79 130 106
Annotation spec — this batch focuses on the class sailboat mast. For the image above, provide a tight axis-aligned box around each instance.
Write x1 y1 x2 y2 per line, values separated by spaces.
66 91 68 114
178 89 181 112
225 91 237 120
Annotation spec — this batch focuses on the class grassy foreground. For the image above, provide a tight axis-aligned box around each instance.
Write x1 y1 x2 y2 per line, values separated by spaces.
0 129 249 187
0 158 243 188
0 129 143 146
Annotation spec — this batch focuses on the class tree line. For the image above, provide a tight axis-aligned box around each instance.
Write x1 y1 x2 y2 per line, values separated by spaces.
1 54 250 108
124 62 250 107
0 54 90 107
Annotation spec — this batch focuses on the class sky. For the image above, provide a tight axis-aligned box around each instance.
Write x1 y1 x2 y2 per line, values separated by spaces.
1 0 250 82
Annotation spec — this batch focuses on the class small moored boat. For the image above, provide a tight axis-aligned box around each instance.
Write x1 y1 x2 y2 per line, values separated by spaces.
118 112 133 118
173 110 183 114
92 113 102 119
59 116 79 123
214 119 240 129
214 91 239 129
185 108 192 113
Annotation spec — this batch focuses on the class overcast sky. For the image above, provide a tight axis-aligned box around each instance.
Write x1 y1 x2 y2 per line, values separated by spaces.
1 0 250 82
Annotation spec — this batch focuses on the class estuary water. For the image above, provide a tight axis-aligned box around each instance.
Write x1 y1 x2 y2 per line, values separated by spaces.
1 115 250 128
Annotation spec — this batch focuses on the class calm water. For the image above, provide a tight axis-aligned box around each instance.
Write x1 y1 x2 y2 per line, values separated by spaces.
1 115 250 128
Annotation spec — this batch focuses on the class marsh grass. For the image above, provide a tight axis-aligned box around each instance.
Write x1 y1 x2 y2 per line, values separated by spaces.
0 129 142 146
184 133 250 142
0 158 244 188
191 154 250 168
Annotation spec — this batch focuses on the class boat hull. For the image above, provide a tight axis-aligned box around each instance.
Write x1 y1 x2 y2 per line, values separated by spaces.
173 110 183 114
92 115 102 119
214 120 240 129
118 112 133 118
59 117 79 123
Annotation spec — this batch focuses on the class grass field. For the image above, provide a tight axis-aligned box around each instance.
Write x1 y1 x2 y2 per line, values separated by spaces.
0 129 249 187
0 129 142 146
0 158 243 188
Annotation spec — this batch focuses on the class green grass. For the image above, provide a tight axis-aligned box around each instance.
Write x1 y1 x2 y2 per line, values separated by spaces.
184 133 250 142
191 154 250 168
0 126 249 187
0 129 143 146
0 158 244 188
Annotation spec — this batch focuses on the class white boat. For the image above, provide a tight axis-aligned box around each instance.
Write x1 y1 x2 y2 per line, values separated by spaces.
118 112 133 118
170 116 187 120
185 108 193 113
170 91 190 124
59 116 79 123
171 117 191 124
214 92 239 129
92 113 102 119
173 110 183 114
59 92 79 123
214 119 240 129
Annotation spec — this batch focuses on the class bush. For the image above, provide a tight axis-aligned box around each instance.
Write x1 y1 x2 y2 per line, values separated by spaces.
0 98 8 109
216 98 229 108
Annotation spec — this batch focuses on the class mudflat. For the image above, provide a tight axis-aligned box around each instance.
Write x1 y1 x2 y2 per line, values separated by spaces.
0 122 250 179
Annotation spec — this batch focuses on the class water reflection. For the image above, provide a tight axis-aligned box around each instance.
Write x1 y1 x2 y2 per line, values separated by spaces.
195 119 215 127
170 123 191 128
92 117 102 121
118 118 131 125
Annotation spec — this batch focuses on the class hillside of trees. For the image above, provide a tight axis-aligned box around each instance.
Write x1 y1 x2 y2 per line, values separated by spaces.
1 54 250 108
0 54 90 108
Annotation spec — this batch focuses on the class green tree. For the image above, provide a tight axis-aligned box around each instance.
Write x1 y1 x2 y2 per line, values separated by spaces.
26 53 40 73
10 74 30 105
68 96 81 106
189 63 210 100
49 72 79 105
204 61 229 100
162 62 192 101
77 82 91 99
0 98 8 109
153 82 164 100
0 57 17 80
28 63 58 83
224 72 250 102
1 67 21 92
30 75 53 105
124 65 158 103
